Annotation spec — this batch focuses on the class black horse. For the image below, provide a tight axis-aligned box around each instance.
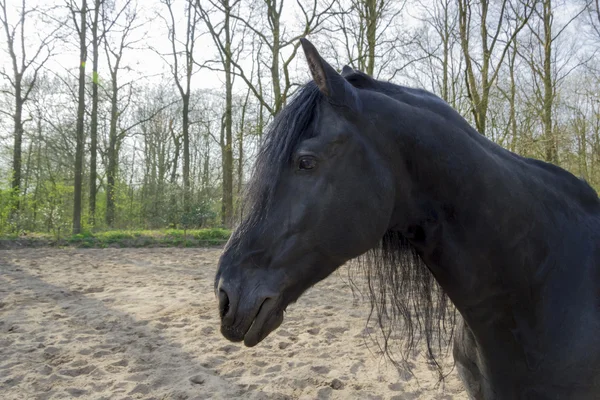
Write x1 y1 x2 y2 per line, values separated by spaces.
214 38 600 399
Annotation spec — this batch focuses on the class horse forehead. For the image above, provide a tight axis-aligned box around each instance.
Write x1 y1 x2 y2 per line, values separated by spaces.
315 101 357 134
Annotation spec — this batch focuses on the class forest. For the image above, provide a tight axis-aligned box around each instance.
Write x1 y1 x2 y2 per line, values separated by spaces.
1 0 599 240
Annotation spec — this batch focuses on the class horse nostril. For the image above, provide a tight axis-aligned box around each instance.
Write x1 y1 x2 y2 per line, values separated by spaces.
216 281 239 325
218 289 230 319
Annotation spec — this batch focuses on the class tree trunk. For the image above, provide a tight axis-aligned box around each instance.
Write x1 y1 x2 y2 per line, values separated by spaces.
32 116 43 226
182 93 190 211
22 134 33 216
11 81 23 210
89 0 101 226
576 115 588 180
442 20 449 101
458 0 485 135
237 93 248 198
202 130 209 192
73 0 87 234
269 1 282 114
365 0 377 76
458 0 532 137
221 0 234 227
237 129 243 197
508 38 518 153
105 71 118 227
542 0 557 163
169 118 180 184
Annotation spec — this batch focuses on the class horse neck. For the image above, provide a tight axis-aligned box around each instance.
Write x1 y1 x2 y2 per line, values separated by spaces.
369 94 560 317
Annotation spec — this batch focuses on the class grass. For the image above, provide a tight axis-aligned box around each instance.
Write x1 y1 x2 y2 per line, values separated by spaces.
0 228 232 249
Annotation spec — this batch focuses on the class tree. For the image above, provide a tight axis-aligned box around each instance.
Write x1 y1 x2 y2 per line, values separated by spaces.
519 0 589 163
502 35 520 153
586 0 600 39
535 0 557 162
412 0 464 108
229 0 334 117
326 0 411 79
196 0 242 227
137 85 180 227
0 0 60 214
156 0 201 213
88 0 104 226
458 0 535 136
102 0 145 227
69 0 87 234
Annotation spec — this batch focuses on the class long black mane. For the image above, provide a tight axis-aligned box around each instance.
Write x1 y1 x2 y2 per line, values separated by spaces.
234 78 456 378
354 232 456 380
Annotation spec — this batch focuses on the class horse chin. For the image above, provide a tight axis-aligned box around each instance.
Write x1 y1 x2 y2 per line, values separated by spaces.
243 298 284 347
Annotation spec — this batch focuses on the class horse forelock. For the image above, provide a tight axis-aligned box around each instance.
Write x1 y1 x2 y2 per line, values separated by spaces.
233 82 323 246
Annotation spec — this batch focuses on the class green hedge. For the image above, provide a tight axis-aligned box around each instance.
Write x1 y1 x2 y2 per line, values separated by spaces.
0 228 232 249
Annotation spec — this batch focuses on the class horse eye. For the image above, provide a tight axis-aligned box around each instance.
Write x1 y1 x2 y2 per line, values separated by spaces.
298 156 317 170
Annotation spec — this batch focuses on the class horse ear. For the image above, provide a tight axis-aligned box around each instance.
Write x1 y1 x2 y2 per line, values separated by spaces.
341 65 354 78
300 38 350 100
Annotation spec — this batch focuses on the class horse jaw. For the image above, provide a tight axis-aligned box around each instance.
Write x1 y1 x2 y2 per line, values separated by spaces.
242 298 284 347
219 296 285 347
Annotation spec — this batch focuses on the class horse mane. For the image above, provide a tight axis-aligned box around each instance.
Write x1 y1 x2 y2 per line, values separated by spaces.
342 71 458 379
351 231 456 382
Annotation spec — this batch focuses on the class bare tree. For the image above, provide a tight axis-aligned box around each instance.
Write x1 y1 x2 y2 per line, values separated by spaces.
325 0 412 80
0 0 60 213
586 0 600 39
229 0 334 117
102 0 142 227
88 0 104 226
535 0 557 162
156 0 201 212
519 0 589 163
69 0 87 234
138 86 180 227
411 0 463 108
195 0 242 227
458 0 535 136
505 36 520 152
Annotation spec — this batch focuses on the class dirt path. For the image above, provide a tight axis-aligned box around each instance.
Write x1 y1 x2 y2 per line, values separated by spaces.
0 248 466 399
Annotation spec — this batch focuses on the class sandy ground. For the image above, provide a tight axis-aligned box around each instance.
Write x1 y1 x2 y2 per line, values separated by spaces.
0 248 467 400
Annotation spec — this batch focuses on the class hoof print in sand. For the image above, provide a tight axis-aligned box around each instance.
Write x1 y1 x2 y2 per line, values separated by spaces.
278 341 291 350
310 365 330 375
189 375 205 385
330 378 344 390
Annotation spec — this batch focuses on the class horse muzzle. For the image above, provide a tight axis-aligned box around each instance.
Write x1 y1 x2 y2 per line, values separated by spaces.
216 277 285 347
